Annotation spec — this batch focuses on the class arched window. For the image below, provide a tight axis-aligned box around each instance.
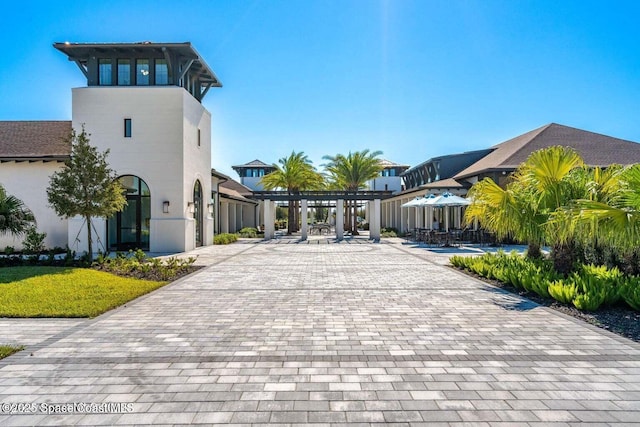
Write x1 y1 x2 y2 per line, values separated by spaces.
108 175 150 251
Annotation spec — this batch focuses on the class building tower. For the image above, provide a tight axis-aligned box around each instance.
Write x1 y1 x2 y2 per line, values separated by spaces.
54 41 221 253
231 159 276 191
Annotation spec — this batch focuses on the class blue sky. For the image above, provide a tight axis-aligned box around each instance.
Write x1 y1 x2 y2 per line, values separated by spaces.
1 0 639 178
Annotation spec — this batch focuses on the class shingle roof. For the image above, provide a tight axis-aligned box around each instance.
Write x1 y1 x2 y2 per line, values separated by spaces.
0 121 72 160
220 177 254 197
420 178 466 189
454 123 640 179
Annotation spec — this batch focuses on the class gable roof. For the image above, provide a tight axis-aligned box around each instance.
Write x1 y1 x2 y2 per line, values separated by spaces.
420 177 466 190
379 159 409 168
0 121 71 160
454 123 640 180
232 159 272 168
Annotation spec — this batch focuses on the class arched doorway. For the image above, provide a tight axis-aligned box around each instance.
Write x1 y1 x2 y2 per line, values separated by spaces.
194 180 203 247
108 175 150 251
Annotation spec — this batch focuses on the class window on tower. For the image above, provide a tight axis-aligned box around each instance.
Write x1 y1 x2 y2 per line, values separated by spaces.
155 59 169 85
136 59 149 85
118 59 131 85
98 59 112 85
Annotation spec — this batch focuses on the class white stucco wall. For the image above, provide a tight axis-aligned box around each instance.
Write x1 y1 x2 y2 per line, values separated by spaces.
182 92 213 249
0 161 68 250
72 86 213 253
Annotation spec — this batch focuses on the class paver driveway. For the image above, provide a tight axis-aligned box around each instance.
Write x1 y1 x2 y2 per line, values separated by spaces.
1 240 640 426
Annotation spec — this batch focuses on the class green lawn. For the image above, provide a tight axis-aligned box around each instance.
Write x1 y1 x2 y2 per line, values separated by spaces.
0 345 23 359
0 267 166 318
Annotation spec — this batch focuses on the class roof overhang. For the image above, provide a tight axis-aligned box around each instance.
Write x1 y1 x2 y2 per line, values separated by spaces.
0 156 68 163
53 41 222 88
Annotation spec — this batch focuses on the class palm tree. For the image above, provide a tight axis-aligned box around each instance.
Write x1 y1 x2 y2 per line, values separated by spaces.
465 146 586 271
323 150 383 235
572 164 640 251
0 184 35 237
260 151 324 235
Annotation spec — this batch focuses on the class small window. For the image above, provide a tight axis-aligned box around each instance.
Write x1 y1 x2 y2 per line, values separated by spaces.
197 128 201 147
136 59 149 85
98 59 112 85
155 59 169 85
118 59 131 85
124 119 132 138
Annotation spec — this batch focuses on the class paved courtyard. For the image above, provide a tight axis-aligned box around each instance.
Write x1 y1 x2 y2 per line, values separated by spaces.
1 239 640 425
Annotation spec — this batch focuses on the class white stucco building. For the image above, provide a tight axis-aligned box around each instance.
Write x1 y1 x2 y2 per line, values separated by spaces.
0 42 222 254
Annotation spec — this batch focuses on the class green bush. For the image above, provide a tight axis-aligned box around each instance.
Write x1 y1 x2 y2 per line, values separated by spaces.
93 250 197 281
214 233 238 245
380 228 397 238
579 264 622 306
22 227 47 254
237 227 258 238
548 279 578 304
451 252 640 312
573 288 607 311
621 276 640 311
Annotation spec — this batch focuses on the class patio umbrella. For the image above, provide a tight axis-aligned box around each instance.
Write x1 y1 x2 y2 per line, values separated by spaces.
412 194 436 229
401 197 423 229
401 194 434 229
425 192 471 231
401 197 425 208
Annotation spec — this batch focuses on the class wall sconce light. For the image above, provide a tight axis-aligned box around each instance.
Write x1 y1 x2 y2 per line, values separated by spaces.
163 201 170 213
207 202 215 214
187 201 195 214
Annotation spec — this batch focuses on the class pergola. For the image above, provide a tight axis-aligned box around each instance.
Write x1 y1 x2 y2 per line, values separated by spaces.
250 191 392 241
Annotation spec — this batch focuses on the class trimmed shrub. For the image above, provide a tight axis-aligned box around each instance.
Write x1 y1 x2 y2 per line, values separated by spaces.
22 227 47 254
380 228 397 238
621 276 640 311
214 233 238 245
548 279 577 304
237 227 258 238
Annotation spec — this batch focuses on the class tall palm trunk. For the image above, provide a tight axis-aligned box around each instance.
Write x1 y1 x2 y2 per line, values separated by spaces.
352 201 359 235
552 240 577 276
526 242 542 260
287 202 295 235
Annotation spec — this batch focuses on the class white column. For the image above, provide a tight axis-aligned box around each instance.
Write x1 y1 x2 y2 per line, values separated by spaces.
221 201 229 233
336 199 344 240
264 199 275 239
301 199 308 241
370 199 381 241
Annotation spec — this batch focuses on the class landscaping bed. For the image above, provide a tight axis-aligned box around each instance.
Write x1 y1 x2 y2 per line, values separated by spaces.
450 253 640 343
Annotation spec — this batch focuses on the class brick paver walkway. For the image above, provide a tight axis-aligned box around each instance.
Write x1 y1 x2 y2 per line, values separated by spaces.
1 240 640 425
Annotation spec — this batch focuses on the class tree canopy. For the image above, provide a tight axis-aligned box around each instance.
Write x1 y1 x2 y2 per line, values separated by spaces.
260 151 324 234
0 184 35 237
47 127 126 260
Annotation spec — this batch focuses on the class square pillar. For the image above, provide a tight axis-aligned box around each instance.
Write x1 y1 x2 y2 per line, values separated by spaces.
264 199 275 239
301 199 308 241
370 198 381 241
336 199 344 240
